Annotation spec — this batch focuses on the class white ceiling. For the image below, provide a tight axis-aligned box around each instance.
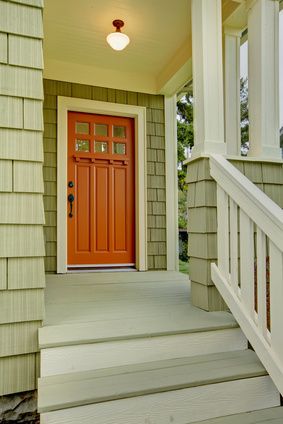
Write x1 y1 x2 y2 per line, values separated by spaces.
44 0 190 74
43 0 244 94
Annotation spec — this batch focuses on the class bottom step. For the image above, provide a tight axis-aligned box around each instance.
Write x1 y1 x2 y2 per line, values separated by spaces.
191 407 283 424
40 350 280 424
41 377 279 424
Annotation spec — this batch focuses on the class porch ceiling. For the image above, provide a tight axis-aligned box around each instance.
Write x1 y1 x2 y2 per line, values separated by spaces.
43 0 245 95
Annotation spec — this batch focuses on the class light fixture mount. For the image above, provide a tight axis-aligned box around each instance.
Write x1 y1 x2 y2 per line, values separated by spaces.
112 19 124 32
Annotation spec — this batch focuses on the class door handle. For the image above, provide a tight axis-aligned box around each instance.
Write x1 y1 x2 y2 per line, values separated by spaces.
68 193 75 218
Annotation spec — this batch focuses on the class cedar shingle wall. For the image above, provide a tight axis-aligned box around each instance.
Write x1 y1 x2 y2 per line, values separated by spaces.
43 80 167 272
0 0 45 396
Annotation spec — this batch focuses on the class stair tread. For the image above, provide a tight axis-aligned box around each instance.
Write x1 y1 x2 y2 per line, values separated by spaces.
191 407 283 424
39 307 238 349
38 349 267 413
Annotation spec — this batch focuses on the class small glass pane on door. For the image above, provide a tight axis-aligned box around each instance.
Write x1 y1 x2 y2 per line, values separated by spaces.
113 142 126 155
113 126 126 138
95 124 108 137
95 141 108 153
76 122 89 134
76 139 90 152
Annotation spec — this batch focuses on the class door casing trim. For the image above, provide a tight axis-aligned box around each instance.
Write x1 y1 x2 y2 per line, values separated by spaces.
57 96 147 273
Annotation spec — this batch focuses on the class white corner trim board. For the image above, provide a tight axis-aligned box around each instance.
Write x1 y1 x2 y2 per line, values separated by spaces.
57 96 147 273
165 96 178 271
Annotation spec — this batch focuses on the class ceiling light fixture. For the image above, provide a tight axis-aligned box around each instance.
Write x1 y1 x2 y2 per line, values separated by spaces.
106 19 130 51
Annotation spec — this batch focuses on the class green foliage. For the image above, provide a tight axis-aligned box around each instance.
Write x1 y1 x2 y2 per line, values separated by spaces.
177 88 194 192
177 89 193 246
178 190 187 229
179 259 189 274
176 79 250 259
240 77 249 147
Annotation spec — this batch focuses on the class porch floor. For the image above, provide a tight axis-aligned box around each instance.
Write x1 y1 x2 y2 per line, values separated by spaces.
41 271 238 348
40 271 279 423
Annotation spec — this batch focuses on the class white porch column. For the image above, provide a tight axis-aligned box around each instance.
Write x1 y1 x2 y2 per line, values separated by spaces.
224 27 241 156
191 0 226 156
247 0 281 159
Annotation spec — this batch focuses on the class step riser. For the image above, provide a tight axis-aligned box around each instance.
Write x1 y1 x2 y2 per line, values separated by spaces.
41 328 246 377
40 376 280 424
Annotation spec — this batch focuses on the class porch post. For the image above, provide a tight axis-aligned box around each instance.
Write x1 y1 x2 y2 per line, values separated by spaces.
247 0 281 159
191 0 226 157
224 27 241 156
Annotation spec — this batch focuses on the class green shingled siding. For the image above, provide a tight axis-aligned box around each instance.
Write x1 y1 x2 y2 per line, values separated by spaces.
43 80 166 272
0 0 45 396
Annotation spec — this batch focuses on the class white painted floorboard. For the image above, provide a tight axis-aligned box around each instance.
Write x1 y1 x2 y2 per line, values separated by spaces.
40 328 246 377
40 272 280 424
39 312 238 348
42 272 237 334
38 350 267 413
190 407 283 424
41 376 279 424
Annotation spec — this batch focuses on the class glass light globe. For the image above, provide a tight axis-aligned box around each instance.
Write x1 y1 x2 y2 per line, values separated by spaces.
106 32 130 51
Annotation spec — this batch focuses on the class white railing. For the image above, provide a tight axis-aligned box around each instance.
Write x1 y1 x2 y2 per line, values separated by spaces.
210 154 283 395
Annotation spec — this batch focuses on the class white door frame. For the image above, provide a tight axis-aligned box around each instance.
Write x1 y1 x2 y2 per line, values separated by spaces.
57 96 147 273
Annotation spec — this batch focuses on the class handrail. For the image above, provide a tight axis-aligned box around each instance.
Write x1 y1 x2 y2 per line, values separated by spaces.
210 154 283 251
210 154 283 396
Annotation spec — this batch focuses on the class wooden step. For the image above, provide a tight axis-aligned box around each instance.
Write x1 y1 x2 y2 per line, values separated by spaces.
191 407 283 423
39 350 280 424
39 306 239 349
40 327 246 377
39 349 272 413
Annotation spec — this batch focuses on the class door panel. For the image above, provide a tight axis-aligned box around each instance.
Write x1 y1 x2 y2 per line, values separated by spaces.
95 165 109 252
114 167 127 251
76 165 91 252
67 112 135 266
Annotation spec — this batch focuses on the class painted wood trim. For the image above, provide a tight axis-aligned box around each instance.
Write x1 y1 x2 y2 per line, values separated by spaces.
165 96 178 271
57 96 147 273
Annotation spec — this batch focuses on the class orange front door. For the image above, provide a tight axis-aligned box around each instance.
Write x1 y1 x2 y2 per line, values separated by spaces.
67 112 135 267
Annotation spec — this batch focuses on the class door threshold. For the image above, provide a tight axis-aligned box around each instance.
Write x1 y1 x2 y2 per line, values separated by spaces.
67 266 137 273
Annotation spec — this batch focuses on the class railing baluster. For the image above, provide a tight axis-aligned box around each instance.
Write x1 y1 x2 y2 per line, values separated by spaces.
240 209 254 317
229 198 238 294
210 155 283 396
270 241 283 357
256 228 267 338
217 186 229 281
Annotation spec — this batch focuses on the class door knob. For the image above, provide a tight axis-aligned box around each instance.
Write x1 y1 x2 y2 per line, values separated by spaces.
68 193 75 218
68 181 74 188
